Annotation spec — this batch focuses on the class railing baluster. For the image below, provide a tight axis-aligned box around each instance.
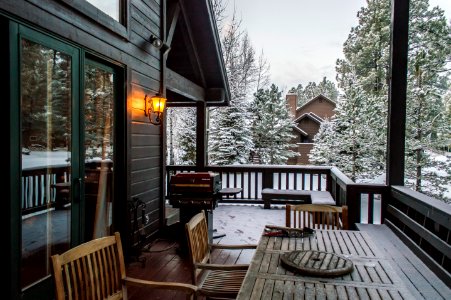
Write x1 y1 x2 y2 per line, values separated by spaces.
368 193 374 224
309 173 313 190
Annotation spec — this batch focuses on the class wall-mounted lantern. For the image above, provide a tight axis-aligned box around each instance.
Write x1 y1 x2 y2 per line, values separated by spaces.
144 94 166 125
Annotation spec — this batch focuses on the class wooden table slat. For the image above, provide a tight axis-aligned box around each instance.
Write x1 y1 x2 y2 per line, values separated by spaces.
236 229 416 300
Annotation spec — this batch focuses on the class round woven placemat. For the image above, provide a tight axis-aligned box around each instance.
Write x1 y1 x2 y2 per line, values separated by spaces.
280 250 353 277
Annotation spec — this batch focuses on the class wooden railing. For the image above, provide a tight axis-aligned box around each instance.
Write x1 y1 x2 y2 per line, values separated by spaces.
21 161 112 216
166 165 390 227
385 186 451 285
21 165 70 215
166 165 331 201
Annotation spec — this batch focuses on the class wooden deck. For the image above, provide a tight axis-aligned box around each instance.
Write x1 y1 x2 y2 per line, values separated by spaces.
125 204 450 300
126 204 286 299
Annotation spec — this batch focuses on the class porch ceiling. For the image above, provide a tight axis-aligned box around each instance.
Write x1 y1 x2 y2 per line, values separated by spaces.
166 0 230 106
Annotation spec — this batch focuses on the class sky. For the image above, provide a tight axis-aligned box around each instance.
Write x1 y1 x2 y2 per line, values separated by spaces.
225 0 451 93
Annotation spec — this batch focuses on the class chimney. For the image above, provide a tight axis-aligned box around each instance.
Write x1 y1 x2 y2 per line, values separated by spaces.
286 93 297 119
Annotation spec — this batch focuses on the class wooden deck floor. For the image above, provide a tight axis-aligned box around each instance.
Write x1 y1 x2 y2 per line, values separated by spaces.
125 204 286 300
125 204 451 300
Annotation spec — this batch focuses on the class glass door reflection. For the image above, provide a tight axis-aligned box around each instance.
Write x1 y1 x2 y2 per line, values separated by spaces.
83 61 115 239
20 38 73 288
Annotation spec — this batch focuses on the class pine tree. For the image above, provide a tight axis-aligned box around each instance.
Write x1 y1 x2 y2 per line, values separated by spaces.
312 0 451 201
309 119 338 165
177 108 197 165
208 10 257 165
21 42 71 151
250 84 298 164
335 71 371 181
404 1 451 194
166 107 197 165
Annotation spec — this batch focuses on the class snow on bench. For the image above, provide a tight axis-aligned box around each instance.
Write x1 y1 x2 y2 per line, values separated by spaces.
261 188 335 209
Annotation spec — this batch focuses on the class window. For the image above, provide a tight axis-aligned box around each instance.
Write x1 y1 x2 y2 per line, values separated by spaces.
86 0 121 22
54 0 129 39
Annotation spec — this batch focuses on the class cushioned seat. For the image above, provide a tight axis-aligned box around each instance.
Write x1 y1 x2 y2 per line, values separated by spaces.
261 188 335 208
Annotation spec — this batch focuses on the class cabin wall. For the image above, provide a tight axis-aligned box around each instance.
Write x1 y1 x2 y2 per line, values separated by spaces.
296 99 335 119
298 118 320 138
0 0 165 240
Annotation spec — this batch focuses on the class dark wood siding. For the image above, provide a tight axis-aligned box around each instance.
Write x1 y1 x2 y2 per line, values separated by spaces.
0 0 165 239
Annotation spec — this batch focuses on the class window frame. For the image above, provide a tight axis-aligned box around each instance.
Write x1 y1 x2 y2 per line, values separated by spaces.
27 0 130 40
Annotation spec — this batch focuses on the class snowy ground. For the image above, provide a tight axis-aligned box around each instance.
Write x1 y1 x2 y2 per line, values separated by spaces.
22 150 70 169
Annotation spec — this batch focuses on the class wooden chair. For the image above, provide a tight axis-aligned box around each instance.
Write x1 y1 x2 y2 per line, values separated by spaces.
286 204 349 230
185 210 257 299
51 232 197 300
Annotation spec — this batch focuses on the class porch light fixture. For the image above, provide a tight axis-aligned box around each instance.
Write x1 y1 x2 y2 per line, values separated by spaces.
149 34 163 49
144 94 166 125
149 34 170 53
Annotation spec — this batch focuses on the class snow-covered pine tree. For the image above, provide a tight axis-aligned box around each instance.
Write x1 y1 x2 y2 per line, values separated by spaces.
334 0 391 181
404 1 451 195
208 10 256 165
21 43 72 152
177 108 197 165
250 84 298 165
326 0 450 201
334 70 372 181
309 118 338 166
166 107 197 165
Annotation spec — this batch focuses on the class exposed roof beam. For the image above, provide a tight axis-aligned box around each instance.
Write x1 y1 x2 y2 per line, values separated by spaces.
178 0 206 86
166 68 205 101
166 2 180 47
166 69 226 105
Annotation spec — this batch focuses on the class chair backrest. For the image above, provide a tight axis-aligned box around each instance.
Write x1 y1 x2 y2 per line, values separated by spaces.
51 232 127 300
185 210 210 284
286 204 349 230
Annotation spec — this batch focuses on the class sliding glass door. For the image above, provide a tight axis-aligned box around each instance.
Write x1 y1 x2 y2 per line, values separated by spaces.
20 29 80 292
17 26 120 299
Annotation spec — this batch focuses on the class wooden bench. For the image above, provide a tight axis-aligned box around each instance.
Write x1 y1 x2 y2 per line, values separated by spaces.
261 188 335 209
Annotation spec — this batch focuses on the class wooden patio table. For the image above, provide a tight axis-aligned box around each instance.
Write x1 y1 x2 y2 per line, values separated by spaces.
237 229 415 299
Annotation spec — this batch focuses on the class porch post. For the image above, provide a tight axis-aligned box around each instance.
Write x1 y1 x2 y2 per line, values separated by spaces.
386 0 409 186
196 101 207 169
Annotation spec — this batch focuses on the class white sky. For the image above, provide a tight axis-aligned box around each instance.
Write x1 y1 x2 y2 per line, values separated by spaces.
226 0 451 93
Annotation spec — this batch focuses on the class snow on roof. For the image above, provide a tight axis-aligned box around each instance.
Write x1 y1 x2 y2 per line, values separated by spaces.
293 112 323 124
308 112 324 123
292 125 308 136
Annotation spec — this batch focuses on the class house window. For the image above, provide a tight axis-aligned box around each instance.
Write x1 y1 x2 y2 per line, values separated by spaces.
86 0 121 22
54 0 129 39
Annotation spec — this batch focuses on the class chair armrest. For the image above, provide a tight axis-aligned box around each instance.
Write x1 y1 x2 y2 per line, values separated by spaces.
210 243 257 250
123 277 197 293
194 263 250 271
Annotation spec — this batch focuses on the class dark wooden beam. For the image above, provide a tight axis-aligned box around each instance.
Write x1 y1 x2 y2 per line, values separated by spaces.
196 101 207 169
386 0 409 186
206 88 225 102
166 68 206 101
166 2 180 47
160 0 168 230
177 0 206 86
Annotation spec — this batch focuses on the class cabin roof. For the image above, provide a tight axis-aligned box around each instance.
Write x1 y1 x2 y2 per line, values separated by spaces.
293 112 324 124
296 94 335 112
292 125 308 136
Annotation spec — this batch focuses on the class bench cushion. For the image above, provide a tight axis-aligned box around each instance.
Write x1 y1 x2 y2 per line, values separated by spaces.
261 188 311 198
261 188 335 208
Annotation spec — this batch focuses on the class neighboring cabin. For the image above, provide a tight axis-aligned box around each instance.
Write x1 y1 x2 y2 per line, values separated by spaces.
286 93 336 165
